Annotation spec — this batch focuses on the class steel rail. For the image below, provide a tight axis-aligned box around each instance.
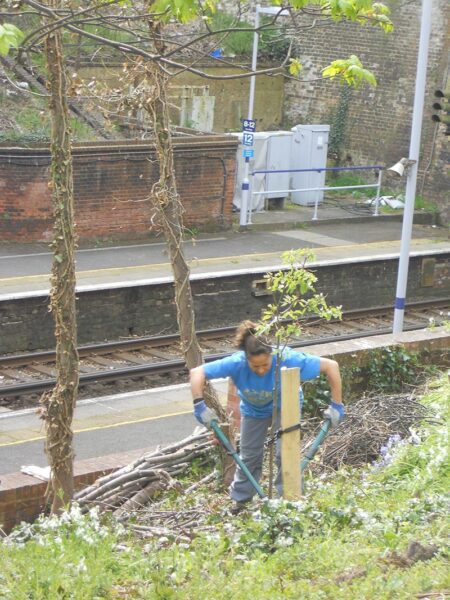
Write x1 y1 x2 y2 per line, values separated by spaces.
0 326 237 368
0 298 447 368
1 315 447 398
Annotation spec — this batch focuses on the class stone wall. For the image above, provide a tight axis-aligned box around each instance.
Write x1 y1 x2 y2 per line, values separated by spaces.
78 64 285 133
0 136 238 243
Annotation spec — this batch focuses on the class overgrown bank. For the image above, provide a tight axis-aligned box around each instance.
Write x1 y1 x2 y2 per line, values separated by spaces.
1 373 449 599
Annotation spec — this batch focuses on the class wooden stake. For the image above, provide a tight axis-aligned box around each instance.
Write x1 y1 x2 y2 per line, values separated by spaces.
280 367 301 500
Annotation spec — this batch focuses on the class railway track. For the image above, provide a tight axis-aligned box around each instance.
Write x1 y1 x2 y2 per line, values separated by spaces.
0 300 448 409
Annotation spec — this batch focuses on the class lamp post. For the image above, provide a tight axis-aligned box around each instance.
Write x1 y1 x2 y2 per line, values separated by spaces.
239 5 289 227
392 0 432 333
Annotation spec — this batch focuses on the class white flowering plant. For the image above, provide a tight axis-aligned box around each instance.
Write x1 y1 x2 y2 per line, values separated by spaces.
5 503 114 548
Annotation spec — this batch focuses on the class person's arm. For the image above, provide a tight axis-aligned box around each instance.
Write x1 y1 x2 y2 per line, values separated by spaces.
319 357 342 404
190 365 207 401
189 365 217 428
319 357 345 427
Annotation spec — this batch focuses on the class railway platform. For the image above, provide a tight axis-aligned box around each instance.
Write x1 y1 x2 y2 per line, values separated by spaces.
0 380 228 476
0 199 448 298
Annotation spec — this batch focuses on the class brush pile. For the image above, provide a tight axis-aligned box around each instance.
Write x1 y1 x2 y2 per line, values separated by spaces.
74 431 216 515
309 392 434 470
74 392 434 536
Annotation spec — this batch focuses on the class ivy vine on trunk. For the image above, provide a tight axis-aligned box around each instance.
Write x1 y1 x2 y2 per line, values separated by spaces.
39 0 79 513
143 20 233 484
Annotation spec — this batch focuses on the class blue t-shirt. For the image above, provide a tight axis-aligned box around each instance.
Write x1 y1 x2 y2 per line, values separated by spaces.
203 348 321 418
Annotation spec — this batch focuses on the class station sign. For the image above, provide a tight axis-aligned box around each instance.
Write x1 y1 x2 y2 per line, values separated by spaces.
242 132 254 146
243 149 254 158
242 119 256 132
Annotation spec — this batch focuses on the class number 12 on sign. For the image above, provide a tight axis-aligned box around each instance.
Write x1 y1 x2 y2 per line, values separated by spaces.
243 132 254 146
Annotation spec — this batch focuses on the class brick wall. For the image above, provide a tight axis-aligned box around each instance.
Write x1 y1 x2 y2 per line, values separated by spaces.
0 447 152 534
282 0 449 219
0 136 238 243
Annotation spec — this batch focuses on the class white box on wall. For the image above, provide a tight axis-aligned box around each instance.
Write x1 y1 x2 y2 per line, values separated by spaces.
290 124 330 206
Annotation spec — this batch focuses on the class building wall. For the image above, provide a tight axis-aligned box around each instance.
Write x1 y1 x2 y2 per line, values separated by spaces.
78 65 285 133
0 136 238 243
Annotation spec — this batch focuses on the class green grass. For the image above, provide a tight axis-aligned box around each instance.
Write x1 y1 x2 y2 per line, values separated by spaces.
1 375 449 599
0 106 98 143
414 195 440 213
0 106 52 142
325 173 381 199
207 11 254 56
325 175 440 215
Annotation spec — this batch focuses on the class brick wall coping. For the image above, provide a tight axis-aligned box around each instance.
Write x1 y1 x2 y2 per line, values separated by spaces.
0 135 239 158
304 326 449 363
0 447 155 533
0 446 154 496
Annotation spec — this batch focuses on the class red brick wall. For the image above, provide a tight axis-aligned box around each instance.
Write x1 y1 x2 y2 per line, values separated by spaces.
0 136 238 243
0 448 153 534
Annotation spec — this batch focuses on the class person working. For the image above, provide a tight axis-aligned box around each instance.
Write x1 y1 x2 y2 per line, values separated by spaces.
190 320 345 513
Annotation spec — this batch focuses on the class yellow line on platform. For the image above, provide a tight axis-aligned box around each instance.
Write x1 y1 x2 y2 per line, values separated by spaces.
0 409 192 447
0 240 396 284
0 238 444 287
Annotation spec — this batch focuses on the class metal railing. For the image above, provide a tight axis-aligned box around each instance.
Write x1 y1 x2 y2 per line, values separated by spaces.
250 165 384 221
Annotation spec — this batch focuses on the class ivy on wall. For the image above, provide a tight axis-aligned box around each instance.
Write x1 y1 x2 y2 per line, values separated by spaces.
328 83 352 166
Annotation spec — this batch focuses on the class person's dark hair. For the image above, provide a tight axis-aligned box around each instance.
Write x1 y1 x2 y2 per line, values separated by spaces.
234 320 271 357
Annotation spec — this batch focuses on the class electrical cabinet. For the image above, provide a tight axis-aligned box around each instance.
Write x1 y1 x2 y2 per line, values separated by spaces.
290 124 330 206
232 131 292 211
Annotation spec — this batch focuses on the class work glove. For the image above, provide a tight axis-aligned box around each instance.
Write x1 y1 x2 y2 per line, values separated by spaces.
324 401 345 428
193 399 218 429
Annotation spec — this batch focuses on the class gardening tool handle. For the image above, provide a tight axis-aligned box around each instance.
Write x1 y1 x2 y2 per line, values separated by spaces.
301 419 331 473
210 420 266 499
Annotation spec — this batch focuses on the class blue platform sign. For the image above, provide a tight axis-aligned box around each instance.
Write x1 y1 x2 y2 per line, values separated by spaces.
242 119 256 132
242 132 254 146
243 148 254 158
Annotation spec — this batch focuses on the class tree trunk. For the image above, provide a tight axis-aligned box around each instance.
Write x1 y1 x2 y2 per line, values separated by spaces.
144 58 226 422
41 0 79 513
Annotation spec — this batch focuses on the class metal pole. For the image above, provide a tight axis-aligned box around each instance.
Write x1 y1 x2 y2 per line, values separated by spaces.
373 169 382 217
239 6 260 227
312 197 319 220
393 0 432 333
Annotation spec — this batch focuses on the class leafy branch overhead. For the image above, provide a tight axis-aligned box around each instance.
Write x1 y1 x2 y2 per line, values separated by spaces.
323 54 377 87
5 0 392 87
276 0 393 32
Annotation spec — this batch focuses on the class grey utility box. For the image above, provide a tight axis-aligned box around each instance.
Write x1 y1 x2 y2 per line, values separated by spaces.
290 124 330 206
232 131 292 211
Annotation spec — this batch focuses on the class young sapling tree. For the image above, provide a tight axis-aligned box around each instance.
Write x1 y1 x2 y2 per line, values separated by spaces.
257 248 342 495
